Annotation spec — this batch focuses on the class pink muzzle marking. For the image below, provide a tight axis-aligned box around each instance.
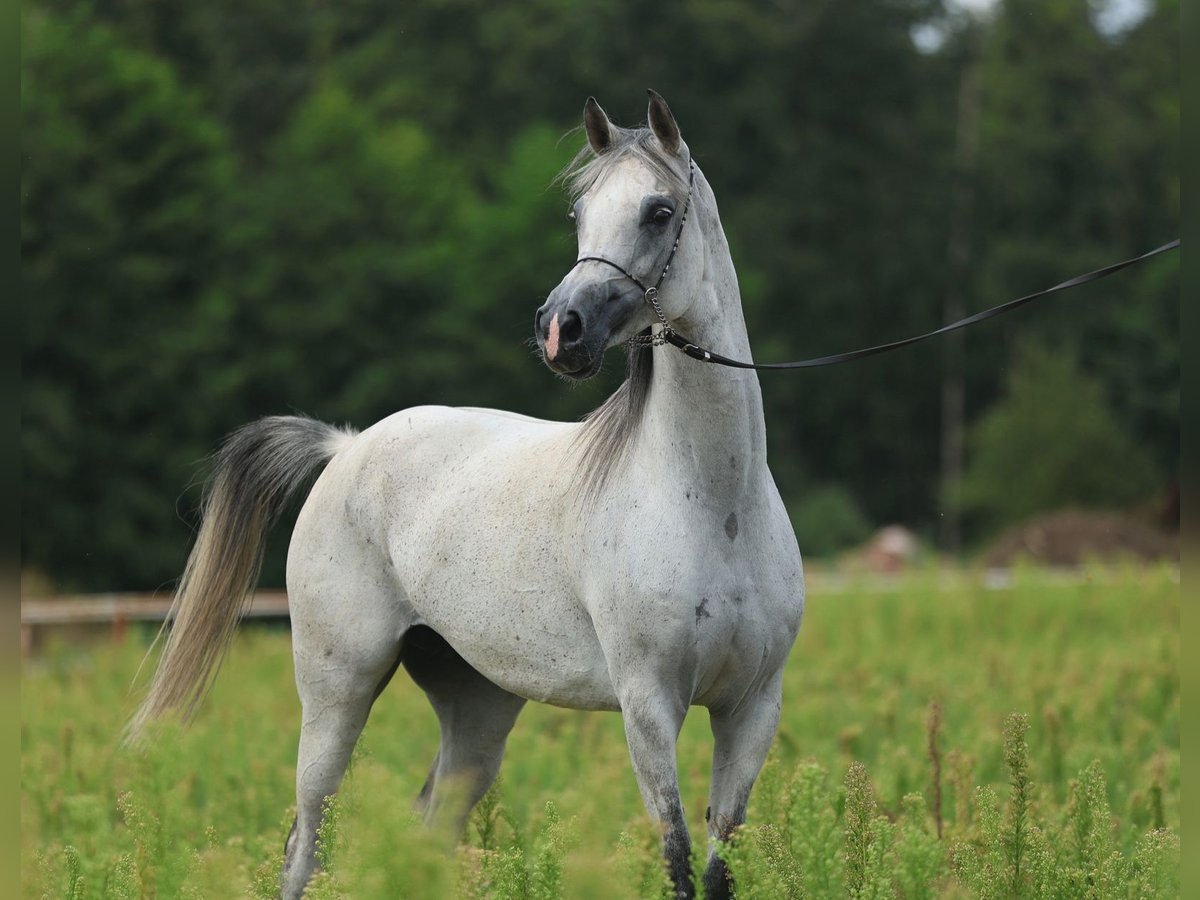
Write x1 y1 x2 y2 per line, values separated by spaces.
546 312 561 360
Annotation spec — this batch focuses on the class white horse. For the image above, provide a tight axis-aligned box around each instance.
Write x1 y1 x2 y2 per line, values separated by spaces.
131 91 805 900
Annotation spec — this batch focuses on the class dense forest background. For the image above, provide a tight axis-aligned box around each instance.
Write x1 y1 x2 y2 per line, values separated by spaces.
22 0 1179 591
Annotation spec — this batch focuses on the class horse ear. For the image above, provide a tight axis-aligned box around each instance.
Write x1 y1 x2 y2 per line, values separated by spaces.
646 89 681 155
583 97 616 155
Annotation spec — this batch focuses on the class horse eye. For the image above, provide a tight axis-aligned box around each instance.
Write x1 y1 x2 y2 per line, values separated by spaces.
652 207 673 225
567 209 576 221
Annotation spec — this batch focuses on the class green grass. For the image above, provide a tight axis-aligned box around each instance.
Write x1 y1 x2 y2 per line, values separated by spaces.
22 566 1179 898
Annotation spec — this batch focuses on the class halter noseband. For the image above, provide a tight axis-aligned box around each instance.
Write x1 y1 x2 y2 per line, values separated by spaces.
566 158 697 347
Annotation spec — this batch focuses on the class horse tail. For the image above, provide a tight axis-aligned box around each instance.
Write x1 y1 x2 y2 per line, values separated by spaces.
126 415 357 742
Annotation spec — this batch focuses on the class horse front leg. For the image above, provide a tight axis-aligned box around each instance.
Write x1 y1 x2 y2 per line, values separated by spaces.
620 688 694 899
702 674 784 900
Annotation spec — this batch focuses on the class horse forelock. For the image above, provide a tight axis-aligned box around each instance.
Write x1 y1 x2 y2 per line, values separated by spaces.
557 125 690 204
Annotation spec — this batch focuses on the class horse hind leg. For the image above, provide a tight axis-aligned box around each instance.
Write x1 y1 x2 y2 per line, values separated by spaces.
280 581 407 900
401 625 526 834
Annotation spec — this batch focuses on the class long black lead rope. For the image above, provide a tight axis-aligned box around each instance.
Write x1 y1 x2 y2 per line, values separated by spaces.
660 238 1181 369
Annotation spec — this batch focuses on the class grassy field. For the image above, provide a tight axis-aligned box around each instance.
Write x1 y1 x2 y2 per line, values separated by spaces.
22 566 1179 898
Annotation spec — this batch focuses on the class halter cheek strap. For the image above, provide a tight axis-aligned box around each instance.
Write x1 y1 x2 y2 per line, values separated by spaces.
568 159 696 347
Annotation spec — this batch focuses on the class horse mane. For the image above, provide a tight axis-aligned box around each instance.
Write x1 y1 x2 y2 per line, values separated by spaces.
555 125 691 504
573 339 654 504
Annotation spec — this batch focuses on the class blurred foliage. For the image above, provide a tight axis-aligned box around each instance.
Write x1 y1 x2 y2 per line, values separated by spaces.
958 342 1158 535
22 8 235 588
790 483 874 559
21 0 1178 589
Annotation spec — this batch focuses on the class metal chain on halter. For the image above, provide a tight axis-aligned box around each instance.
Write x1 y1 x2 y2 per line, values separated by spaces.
626 286 673 346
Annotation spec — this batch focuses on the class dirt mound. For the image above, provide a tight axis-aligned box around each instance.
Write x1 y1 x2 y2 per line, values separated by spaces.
981 511 1177 568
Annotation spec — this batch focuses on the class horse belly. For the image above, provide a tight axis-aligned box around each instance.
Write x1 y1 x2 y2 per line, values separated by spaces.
412 579 619 710
366 409 619 710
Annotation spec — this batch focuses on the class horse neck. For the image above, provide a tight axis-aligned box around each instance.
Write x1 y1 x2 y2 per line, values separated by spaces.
634 185 769 502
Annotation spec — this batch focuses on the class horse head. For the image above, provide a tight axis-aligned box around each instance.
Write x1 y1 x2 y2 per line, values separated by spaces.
536 91 703 378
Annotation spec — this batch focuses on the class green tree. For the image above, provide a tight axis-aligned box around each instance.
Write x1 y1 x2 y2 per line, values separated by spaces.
62 0 321 160
963 0 1178 485
22 7 235 589
956 342 1158 535
21 0 1178 588
218 83 465 425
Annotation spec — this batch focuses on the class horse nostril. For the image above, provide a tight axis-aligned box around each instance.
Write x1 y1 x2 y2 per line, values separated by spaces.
534 306 549 334
559 310 583 347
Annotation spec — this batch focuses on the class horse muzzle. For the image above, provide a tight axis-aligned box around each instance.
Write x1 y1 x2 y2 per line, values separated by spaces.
535 279 642 379
535 308 601 378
